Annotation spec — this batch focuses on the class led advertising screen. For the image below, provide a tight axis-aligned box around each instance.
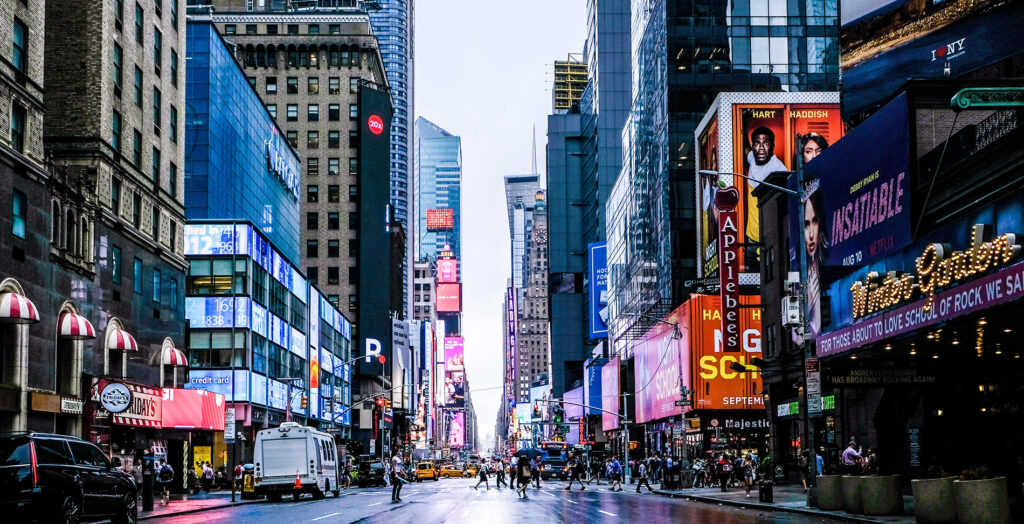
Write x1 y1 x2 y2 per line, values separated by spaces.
583 357 607 416
185 370 251 402
184 223 250 256
841 0 1024 120
681 295 763 411
435 283 461 312
694 93 842 278
601 358 620 431
564 387 585 445
426 208 455 231
448 411 465 448
588 242 609 338
161 389 225 430
185 297 251 329
444 337 465 407
633 314 686 425
437 258 458 283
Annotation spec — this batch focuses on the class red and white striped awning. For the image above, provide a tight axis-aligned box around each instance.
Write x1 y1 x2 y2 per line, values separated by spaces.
162 346 188 367
107 329 138 351
59 312 96 339
0 292 40 324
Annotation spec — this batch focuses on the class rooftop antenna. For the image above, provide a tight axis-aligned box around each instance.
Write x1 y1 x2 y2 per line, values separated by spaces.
531 125 538 175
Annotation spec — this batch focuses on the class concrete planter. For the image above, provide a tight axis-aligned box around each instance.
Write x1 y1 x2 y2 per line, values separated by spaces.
860 475 902 515
842 475 864 514
954 477 1010 524
912 477 957 523
817 475 844 510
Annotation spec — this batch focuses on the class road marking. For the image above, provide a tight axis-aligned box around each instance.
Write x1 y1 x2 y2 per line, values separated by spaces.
598 510 617 517
567 499 578 504
312 513 340 521
368 501 384 506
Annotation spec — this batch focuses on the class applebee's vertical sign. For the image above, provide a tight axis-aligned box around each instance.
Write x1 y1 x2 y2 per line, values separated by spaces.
716 186 741 352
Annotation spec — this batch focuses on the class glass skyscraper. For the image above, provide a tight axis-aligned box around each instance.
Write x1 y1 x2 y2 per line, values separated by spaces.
414 117 462 263
607 0 840 347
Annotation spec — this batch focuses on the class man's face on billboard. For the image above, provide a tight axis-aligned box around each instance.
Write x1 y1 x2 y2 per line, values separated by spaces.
751 132 774 165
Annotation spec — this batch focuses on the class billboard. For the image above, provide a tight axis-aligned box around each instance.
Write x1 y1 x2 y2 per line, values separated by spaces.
587 242 609 338
681 295 763 411
695 94 842 277
841 0 1024 119
633 319 685 425
564 387 585 445
601 358 620 431
443 337 465 407
161 388 225 430
426 208 455 231
583 357 607 416
436 283 461 312
185 297 251 329
437 258 458 283
448 411 465 448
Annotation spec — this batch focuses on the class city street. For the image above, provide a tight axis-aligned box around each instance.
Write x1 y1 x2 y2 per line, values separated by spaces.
150 478 846 523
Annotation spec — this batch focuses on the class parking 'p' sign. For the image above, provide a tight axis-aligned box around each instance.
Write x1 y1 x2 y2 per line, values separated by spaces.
368 115 384 135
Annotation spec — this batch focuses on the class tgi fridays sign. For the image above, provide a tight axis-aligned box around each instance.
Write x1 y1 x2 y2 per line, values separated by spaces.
716 186 742 352
92 378 162 428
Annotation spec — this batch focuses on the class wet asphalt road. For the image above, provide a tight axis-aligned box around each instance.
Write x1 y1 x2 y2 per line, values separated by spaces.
149 477 846 524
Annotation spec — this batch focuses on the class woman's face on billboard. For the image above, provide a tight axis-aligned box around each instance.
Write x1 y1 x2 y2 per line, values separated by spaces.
804 199 819 259
802 140 822 164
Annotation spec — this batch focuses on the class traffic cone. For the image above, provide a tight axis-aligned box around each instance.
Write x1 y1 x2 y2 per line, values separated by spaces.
295 475 302 490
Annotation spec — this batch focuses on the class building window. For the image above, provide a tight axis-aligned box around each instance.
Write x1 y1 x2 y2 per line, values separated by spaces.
111 246 122 283
115 0 124 28
327 212 339 230
133 258 143 294
152 87 161 129
168 162 177 198
168 219 176 251
348 267 358 284
152 268 161 302
267 104 277 119
245 24 257 34
113 43 124 93
328 104 340 122
11 189 26 239
306 239 318 257
153 0 161 18
306 267 317 286
132 193 142 228
10 104 26 154
153 28 162 74
348 184 357 202
169 105 177 142
286 104 297 121
132 129 142 166
266 24 277 34
286 131 297 148
349 104 358 120
348 212 358 230
307 185 318 202
135 4 144 43
308 104 319 121
307 131 319 149
328 77 340 94
287 24 298 35
170 278 177 309
327 267 339 285
286 77 297 94
349 130 358 147
306 212 318 229
348 239 358 257
306 78 319 96
340 51 350 67
347 295 355 311
134 67 143 107
329 24 340 34
151 206 159 240
326 131 338 149
327 239 339 257
111 177 122 214
170 0 177 28
327 185 340 203
13 21 29 73
308 24 319 34
224 24 236 34
151 147 160 182
171 49 178 86
350 77 359 94
349 158 358 175
328 158 339 176
307 157 318 176
266 76 276 94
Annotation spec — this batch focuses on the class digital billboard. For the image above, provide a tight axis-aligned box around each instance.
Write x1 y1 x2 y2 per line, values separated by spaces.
681 295 763 411
185 297 251 329
564 387 585 445
841 0 1024 120
588 242 609 338
426 208 455 231
601 358 619 431
694 93 842 277
161 389 225 430
633 320 685 425
448 411 465 448
185 370 251 402
437 258 458 283
444 337 465 407
435 283 461 312
583 357 607 416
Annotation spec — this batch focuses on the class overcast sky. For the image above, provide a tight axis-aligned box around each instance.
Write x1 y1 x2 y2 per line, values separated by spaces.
415 0 587 449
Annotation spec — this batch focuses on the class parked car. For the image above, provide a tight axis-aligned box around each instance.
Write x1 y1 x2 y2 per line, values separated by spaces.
414 462 438 482
0 432 138 524
357 461 386 487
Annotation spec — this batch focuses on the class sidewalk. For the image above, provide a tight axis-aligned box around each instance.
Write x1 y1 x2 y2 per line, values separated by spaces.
139 490 261 520
652 483 916 523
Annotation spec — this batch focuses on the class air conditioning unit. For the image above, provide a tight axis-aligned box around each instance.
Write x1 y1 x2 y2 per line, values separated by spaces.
782 296 802 327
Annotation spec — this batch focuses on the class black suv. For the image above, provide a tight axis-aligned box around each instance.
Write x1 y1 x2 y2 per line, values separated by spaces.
357 461 386 488
0 433 138 523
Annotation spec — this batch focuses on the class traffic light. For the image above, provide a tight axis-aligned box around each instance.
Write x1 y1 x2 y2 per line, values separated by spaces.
377 355 386 364
376 398 386 408
300 396 308 409
532 403 539 418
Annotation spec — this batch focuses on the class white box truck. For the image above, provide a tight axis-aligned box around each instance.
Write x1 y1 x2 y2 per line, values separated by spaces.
254 422 341 500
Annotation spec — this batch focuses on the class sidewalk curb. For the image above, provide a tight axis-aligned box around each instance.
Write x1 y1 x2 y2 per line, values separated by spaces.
139 499 264 520
652 490 899 523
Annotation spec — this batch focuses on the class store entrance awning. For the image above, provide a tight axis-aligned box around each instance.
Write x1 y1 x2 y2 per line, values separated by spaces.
0 292 40 324
162 346 188 367
107 329 138 351
59 312 96 339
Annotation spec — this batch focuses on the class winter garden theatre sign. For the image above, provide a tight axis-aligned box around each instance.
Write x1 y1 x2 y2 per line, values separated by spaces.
818 224 1023 357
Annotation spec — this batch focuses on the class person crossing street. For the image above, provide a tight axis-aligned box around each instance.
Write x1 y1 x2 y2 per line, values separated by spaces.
636 460 653 493
391 452 405 502
495 460 508 489
564 455 586 490
473 462 490 490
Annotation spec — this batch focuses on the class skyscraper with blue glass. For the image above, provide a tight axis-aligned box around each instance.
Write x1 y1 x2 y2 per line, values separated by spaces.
414 117 462 264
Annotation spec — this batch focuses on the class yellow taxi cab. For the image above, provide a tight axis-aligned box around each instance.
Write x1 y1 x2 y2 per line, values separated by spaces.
439 464 463 478
415 461 438 482
465 463 480 478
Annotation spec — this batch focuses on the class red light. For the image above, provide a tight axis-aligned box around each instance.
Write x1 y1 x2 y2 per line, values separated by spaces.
377 355 386 364
29 441 38 486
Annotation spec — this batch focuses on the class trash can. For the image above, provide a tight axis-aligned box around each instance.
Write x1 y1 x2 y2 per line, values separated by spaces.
241 464 258 500
759 480 774 503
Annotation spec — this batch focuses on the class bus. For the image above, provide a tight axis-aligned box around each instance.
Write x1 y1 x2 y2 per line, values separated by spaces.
538 441 569 480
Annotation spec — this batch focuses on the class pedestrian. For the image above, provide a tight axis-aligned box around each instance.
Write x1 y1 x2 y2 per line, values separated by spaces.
742 454 756 498
509 455 519 488
565 455 585 490
342 461 352 489
717 454 733 492
473 461 490 490
157 460 174 504
391 452 405 502
383 457 391 487
530 456 542 489
587 458 602 485
798 451 810 493
841 442 863 475
516 455 532 499
495 460 508 489
234 462 244 491
635 460 653 493
610 456 623 491
865 447 879 474
815 451 825 478
201 461 214 492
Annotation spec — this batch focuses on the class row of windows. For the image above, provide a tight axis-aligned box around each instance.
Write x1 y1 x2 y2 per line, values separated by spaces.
270 103 358 125
282 131 359 154
305 212 358 231
242 47 367 70
109 177 178 248
261 76 359 96
305 184 357 203
187 258 308 331
109 245 178 306
302 157 357 177
112 2 180 87
224 23 349 36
